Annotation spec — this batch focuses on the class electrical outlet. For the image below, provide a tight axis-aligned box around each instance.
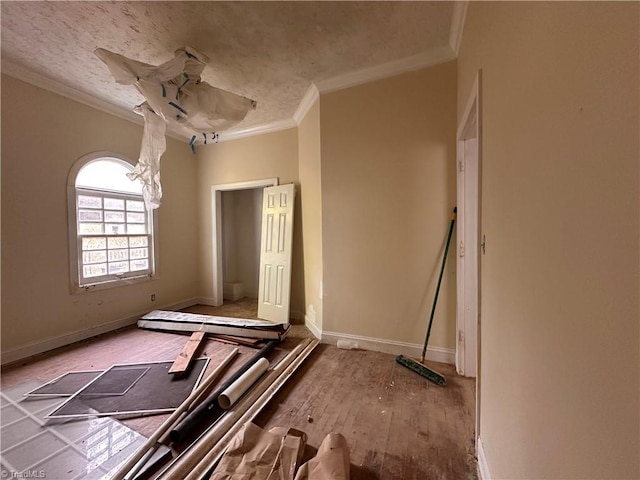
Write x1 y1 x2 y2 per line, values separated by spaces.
151 294 156 302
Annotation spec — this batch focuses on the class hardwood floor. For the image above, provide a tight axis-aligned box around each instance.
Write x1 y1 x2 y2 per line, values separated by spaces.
1 302 477 479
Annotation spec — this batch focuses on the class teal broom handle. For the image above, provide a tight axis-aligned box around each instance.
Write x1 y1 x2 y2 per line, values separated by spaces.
421 207 457 361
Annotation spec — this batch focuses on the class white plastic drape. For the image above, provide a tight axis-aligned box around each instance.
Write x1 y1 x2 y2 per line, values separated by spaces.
126 103 166 210
95 47 256 209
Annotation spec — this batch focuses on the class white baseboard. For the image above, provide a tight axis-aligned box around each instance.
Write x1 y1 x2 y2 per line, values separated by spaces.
321 330 455 364
165 297 201 310
195 296 218 306
0 297 200 366
477 437 492 480
304 315 322 339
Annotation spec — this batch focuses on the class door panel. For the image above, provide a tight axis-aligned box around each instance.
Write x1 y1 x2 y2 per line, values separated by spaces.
258 184 295 323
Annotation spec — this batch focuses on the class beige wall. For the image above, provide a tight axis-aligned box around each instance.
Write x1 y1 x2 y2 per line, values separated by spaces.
1 75 200 354
298 99 323 331
195 128 305 319
320 61 458 350
458 2 639 478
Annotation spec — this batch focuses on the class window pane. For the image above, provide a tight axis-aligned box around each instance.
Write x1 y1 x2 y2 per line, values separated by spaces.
104 198 125 210
105 224 126 235
126 200 145 212
76 159 141 194
104 211 125 223
84 264 107 278
127 224 147 234
108 261 129 275
82 237 106 250
107 237 128 249
83 250 107 264
130 248 148 259
78 195 102 209
130 259 149 271
79 223 104 234
79 210 103 222
128 236 148 247
126 212 145 224
108 249 129 262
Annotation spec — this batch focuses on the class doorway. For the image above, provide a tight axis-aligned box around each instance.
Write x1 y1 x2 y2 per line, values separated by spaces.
211 178 278 307
221 188 263 304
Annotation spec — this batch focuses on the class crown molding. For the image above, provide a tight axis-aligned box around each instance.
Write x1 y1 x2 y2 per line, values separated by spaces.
3 38 460 145
315 45 456 94
218 117 297 142
1 60 300 144
450 1 469 55
2 59 141 126
293 83 319 125
0 59 192 142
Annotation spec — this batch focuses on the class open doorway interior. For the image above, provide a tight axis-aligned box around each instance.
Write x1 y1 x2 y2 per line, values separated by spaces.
220 187 263 316
209 177 278 318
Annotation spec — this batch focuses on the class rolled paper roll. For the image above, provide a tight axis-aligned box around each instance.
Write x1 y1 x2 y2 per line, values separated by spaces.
218 357 270 409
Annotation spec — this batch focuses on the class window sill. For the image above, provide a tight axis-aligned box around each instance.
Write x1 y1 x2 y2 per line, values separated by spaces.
72 274 157 294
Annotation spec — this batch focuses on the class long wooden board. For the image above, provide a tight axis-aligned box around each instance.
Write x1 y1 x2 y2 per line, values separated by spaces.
169 331 205 374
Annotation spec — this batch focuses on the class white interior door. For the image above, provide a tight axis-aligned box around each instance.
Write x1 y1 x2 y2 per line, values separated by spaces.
456 71 482 380
257 184 295 324
457 138 479 377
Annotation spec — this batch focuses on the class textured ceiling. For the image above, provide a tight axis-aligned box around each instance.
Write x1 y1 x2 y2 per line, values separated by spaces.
1 1 456 137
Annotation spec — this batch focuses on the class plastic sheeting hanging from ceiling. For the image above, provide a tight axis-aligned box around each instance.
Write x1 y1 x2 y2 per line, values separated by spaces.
95 47 256 210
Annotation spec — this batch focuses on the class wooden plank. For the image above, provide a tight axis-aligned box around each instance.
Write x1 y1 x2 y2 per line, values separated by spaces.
169 331 205 374
212 334 262 347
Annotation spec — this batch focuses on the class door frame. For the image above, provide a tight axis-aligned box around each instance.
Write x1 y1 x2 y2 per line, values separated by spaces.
211 178 279 305
456 70 482 441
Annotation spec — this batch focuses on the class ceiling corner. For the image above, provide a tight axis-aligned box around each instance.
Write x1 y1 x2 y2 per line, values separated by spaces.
2 59 143 127
449 1 469 56
293 84 319 125
218 118 297 142
315 46 456 95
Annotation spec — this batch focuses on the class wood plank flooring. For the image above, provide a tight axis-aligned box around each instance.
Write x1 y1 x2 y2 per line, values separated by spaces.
1 301 477 479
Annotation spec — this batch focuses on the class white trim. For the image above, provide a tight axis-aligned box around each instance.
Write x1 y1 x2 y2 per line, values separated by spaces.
219 118 297 142
1 61 186 142
67 152 161 294
322 331 455 365
194 296 218 306
456 70 483 440
457 72 481 140
315 46 456 94
449 1 469 56
211 178 279 306
304 315 322 340
2 60 141 125
0 297 200 366
4 47 457 145
477 437 492 480
293 84 319 124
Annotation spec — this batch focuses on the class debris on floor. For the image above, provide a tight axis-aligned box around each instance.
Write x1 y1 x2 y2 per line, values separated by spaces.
138 310 290 340
45 358 209 419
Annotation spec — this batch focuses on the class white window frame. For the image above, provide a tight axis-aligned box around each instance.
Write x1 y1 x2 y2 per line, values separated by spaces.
68 152 159 293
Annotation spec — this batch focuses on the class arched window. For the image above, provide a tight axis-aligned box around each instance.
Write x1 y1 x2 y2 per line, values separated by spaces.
68 152 156 291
